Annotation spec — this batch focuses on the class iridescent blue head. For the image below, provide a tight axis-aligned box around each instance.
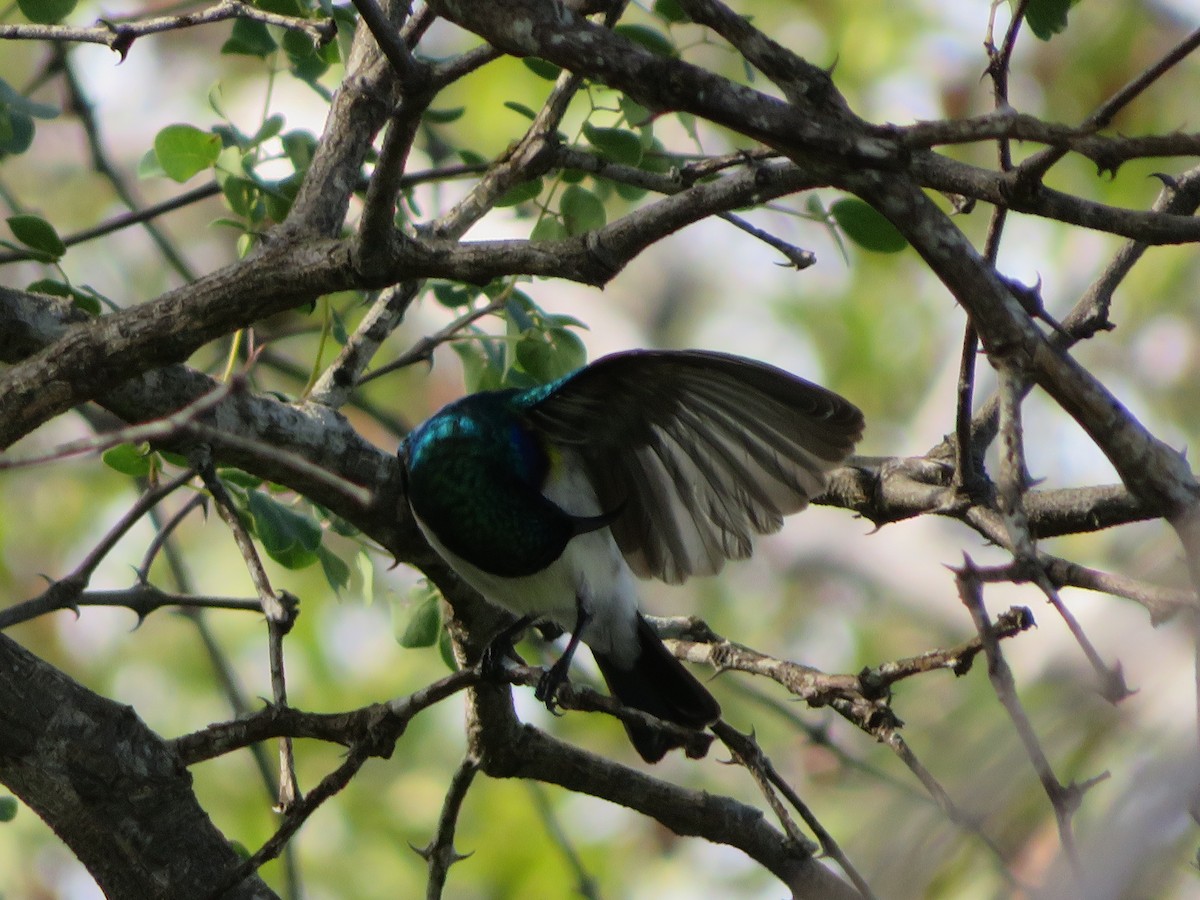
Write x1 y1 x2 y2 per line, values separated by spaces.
401 388 591 578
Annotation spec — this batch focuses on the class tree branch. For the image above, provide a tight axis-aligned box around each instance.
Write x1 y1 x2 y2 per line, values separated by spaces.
0 631 278 899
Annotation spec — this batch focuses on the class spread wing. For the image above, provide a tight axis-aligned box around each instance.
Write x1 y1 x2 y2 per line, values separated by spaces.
522 350 864 584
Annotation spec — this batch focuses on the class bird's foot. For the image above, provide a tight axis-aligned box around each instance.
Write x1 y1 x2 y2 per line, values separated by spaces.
534 656 573 716
533 598 590 715
481 617 532 682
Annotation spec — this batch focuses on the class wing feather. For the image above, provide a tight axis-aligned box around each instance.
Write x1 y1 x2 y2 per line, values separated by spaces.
524 350 864 583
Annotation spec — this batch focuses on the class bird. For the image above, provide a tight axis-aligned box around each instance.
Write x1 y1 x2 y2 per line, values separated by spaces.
400 349 864 762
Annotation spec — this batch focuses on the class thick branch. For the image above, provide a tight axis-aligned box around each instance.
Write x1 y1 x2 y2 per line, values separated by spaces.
0 631 277 899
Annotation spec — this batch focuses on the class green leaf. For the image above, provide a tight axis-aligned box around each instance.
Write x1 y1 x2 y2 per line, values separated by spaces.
830 198 907 254
516 327 587 383
331 306 349 345
220 176 260 217
543 312 589 330
530 216 568 242
73 292 102 314
559 184 606 235
0 109 16 154
222 18 277 56
503 288 537 329
618 95 651 130
255 0 304 17
102 443 153 477
17 0 76 24
71 283 109 315
263 172 303 222
154 124 222 183
438 626 458 670
431 281 477 308
24 277 69 297
282 130 317 171
355 549 375 606
283 28 329 82
614 23 676 57
7 214 65 260
640 136 675 173
0 78 58 119
217 467 263 489
452 341 504 392
245 491 322 569
0 796 16 822
495 177 543 207
0 79 47 153
0 110 34 155
311 499 358 537
27 279 105 314
1023 0 1081 41
136 148 167 180
318 545 350 595
250 114 285 147
653 0 690 23
159 451 191 468
582 123 643 166
522 57 561 80
424 106 466 124
396 586 441 648
503 100 538 120
613 180 648 202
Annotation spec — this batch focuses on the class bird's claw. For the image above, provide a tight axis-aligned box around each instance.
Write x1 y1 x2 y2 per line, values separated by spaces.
481 636 526 682
534 658 572 717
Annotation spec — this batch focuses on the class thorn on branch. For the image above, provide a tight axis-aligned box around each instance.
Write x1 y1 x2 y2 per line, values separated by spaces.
420 755 480 899
1150 171 1180 191
1000 274 1070 338
103 21 136 61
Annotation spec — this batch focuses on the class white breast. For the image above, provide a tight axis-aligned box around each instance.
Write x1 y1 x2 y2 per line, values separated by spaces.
413 449 642 667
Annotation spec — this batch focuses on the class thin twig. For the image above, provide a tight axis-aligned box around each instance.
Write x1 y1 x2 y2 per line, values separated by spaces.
719 211 814 268
669 606 1033 716
0 380 236 469
172 667 480 764
872 726 1027 891
722 675 1026 890
714 722 874 899
0 468 197 629
958 165 1200 457
1015 25 1200 184
58 49 197 281
0 163 493 266
144 495 303 900
0 0 334 57
525 782 601 900
348 0 420 82
953 0 1024 491
208 743 372 900
956 556 1087 876
137 492 208 580
196 453 300 813
417 756 479 900
0 584 262 630
358 295 509 385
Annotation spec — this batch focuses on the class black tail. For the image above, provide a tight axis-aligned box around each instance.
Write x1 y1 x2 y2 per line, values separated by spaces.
592 613 721 763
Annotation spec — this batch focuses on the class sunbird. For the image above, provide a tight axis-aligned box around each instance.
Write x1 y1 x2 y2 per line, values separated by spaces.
401 350 863 761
